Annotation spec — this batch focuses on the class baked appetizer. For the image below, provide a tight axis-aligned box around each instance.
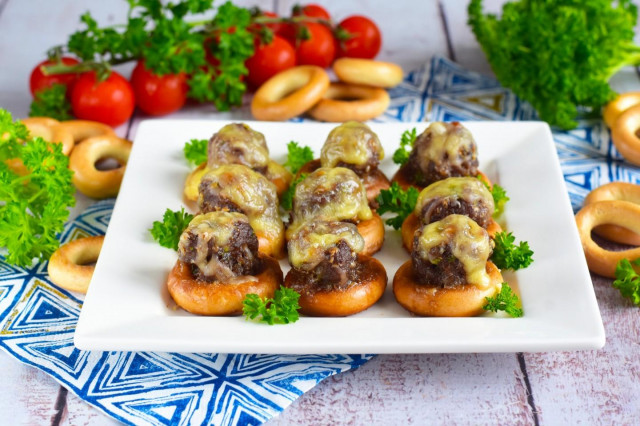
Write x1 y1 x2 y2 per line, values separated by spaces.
285 221 387 316
287 167 384 255
167 211 283 316
184 123 292 202
393 121 479 190
401 177 502 251
393 214 503 317
198 164 285 258
299 121 390 205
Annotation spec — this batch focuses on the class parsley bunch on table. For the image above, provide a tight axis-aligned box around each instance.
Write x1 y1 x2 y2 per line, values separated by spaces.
613 258 640 306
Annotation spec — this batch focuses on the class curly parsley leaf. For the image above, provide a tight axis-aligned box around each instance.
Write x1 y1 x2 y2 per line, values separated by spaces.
284 141 314 174
375 181 419 230
183 138 208 166
491 231 534 271
29 84 74 121
243 286 301 325
479 177 510 218
483 283 523 317
149 207 194 250
392 127 417 166
0 109 75 266
613 258 640 306
281 173 307 211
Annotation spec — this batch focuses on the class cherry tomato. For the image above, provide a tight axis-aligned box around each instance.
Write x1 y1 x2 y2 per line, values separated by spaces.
336 16 382 59
71 71 135 127
245 36 296 89
250 11 287 36
295 23 335 68
29 57 80 96
130 61 188 116
292 4 331 20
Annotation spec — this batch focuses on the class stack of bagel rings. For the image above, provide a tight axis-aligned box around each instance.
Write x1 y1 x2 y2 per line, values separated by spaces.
251 58 403 122
604 92 640 166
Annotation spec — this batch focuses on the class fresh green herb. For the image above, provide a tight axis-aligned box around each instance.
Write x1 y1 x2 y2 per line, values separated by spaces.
29 84 74 121
491 231 533 271
483 283 523 317
281 173 307 211
149 207 194 250
612 258 640 306
183 138 208 166
392 127 417 166
468 0 640 129
284 141 314 174
375 182 420 230
479 177 510 218
0 109 75 266
243 286 301 325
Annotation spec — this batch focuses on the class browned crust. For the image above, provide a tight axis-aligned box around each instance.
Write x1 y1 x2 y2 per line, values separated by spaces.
358 212 385 256
392 260 502 317
167 254 283 316
284 254 387 317
363 168 391 207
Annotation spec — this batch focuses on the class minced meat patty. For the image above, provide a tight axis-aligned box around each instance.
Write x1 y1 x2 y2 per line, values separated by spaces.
419 196 492 228
411 244 467 288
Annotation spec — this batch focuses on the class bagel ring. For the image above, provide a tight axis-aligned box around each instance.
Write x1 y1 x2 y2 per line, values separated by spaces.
251 66 330 121
307 83 390 122
357 212 385 256
58 120 116 145
611 104 640 166
603 92 640 128
20 117 74 155
575 199 640 278
333 58 403 88
584 182 640 245
69 135 132 199
47 236 104 294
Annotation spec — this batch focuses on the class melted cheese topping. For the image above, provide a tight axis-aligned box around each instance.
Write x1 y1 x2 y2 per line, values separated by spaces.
288 221 364 270
198 164 283 242
320 121 384 168
207 123 270 170
414 122 476 172
415 215 492 288
415 177 494 216
288 167 372 237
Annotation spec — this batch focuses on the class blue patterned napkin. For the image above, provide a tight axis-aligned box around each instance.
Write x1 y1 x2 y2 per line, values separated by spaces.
1 56 638 426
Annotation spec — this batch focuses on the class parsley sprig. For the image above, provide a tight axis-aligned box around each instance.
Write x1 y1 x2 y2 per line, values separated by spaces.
375 182 419 230
483 283 523 317
243 286 301 325
392 127 417 166
613 258 640 306
29 84 73 121
0 109 75 266
479 177 510 218
281 173 307 211
150 208 194 250
491 231 534 271
183 139 208 166
284 141 314 174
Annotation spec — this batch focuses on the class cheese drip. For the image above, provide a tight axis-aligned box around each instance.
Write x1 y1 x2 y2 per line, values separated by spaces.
288 221 364 270
207 123 270 171
415 215 492 288
198 164 283 243
415 177 494 216
320 121 384 169
288 167 372 238
413 122 477 174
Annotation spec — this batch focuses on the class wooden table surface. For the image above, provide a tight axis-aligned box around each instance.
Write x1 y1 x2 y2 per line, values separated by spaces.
2 1 640 424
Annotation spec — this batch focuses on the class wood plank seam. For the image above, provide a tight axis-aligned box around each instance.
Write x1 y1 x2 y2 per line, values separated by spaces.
437 0 456 62
517 353 540 425
50 386 68 426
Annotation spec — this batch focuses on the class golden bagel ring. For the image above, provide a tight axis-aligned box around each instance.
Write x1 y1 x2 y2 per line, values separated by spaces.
58 120 116 145
611 104 640 166
333 58 403 88
48 236 104 294
575 200 640 278
584 182 640 245
308 83 390 122
20 117 74 155
251 66 330 121
69 135 132 199
603 92 640 128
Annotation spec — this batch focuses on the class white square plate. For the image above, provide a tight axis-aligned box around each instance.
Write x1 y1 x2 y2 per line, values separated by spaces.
75 120 605 354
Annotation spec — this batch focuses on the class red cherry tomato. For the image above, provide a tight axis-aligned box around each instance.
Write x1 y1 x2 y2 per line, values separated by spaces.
29 57 80 96
336 16 382 59
245 36 296 89
130 61 188 116
295 23 336 68
71 71 135 127
250 11 287 36
292 4 331 20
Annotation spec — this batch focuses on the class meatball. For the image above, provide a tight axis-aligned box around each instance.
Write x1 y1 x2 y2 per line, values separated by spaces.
178 212 260 282
406 122 478 186
320 121 384 176
207 123 270 174
415 177 494 228
412 215 493 288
